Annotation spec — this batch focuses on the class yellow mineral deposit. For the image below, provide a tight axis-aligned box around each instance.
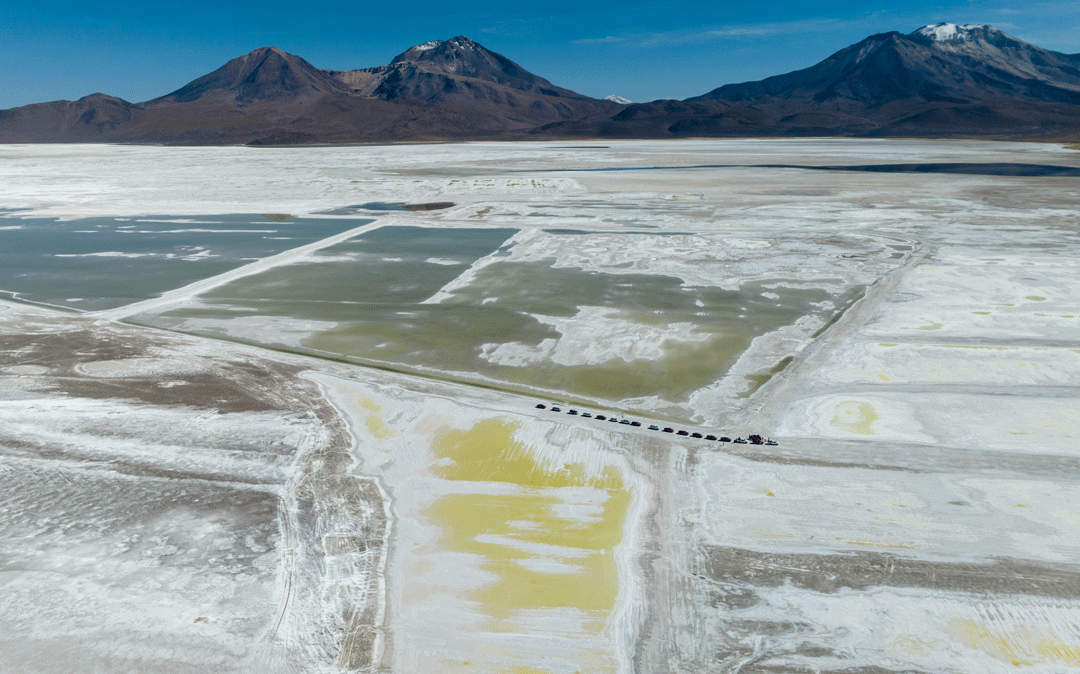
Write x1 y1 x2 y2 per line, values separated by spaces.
830 400 879 435
948 620 1080 667
841 538 914 549
357 397 394 439
365 415 394 439
427 419 630 626
889 634 937 658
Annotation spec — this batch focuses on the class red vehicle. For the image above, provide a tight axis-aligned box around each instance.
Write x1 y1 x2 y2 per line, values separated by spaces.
662 427 674 433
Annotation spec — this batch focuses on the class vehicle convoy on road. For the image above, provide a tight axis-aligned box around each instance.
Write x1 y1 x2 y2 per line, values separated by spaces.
540 402 778 445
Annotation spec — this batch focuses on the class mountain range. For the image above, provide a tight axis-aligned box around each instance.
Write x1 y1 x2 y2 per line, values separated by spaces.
2 24 1078 145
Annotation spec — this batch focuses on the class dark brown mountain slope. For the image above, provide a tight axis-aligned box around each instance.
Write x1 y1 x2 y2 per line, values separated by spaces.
694 25 1080 107
3 26 1078 144
0 38 617 145
145 46 352 105
324 37 618 126
536 23 1080 140
0 94 139 143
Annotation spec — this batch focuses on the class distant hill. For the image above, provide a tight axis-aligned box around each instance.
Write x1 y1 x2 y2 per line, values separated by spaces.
536 23 1080 140
2 25 1078 144
0 93 137 143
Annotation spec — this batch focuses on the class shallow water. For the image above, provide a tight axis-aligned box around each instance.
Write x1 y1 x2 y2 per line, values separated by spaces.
202 225 518 305
568 163 1080 177
304 262 839 409
0 214 370 310
143 225 851 417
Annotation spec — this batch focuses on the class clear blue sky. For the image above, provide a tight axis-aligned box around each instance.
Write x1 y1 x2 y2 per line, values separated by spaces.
0 0 1076 108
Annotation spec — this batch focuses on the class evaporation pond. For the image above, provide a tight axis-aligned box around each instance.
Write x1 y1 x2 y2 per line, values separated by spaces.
0 214 371 310
141 226 849 417
200 225 519 304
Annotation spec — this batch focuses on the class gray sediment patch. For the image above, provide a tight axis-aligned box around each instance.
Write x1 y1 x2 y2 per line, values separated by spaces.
699 546 1080 600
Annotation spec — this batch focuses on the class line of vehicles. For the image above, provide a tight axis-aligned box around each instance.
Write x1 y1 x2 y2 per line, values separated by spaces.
534 404 778 446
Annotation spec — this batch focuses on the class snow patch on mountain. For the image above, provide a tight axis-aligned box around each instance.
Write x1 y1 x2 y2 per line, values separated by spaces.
914 23 992 42
447 37 474 49
605 95 634 105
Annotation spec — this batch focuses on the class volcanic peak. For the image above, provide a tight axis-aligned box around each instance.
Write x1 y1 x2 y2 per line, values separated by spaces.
392 36 479 62
147 45 348 105
913 23 997 42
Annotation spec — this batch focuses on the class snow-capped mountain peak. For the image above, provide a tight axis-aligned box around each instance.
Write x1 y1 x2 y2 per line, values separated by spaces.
604 95 633 105
914 23 995 42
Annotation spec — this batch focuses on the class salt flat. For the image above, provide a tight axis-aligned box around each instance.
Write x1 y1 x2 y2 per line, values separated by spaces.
0 140 1078 673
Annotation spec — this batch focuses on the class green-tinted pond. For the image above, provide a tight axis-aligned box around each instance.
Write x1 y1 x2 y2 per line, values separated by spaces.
139 226 855 416
0 214 371 310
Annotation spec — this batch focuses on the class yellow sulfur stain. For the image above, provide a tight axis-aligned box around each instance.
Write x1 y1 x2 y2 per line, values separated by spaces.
874 515 927 525
432 419 620 489
359 397 382 412
889 634 937 657
949 620 1080 667
365 415 394 439
830 401 879 435
842 538 914 549
744 526 792 539
973 311 991 315
916 320 943 331
427 419 630 626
